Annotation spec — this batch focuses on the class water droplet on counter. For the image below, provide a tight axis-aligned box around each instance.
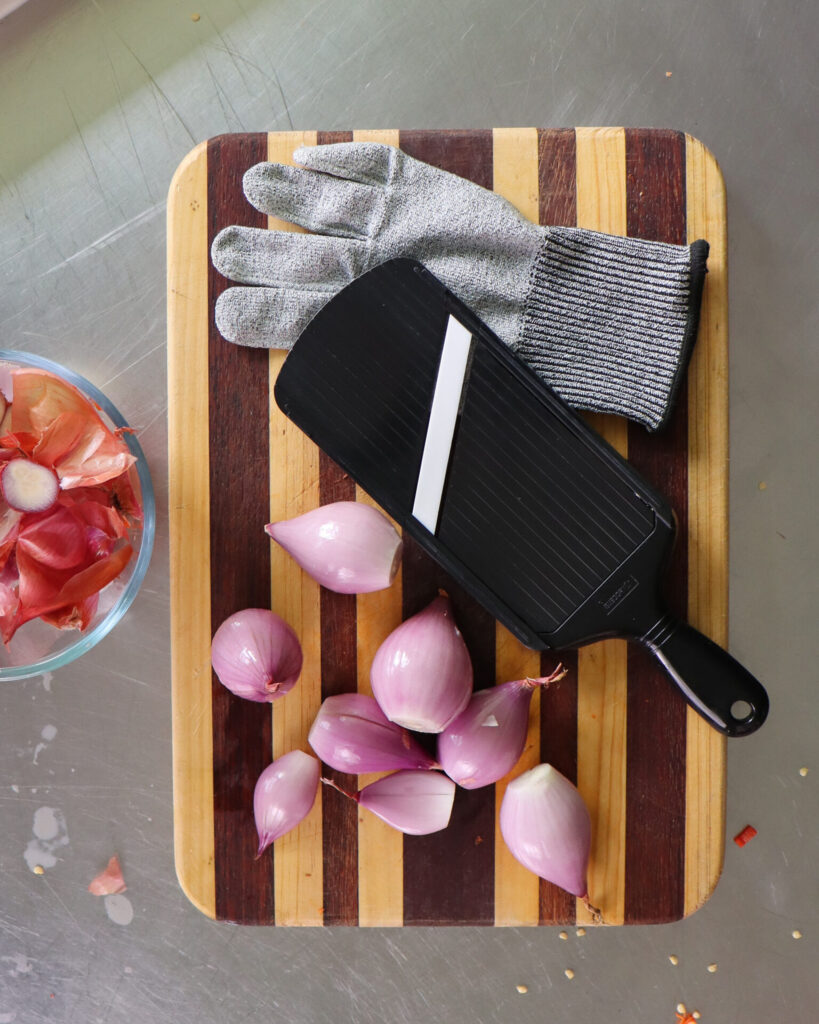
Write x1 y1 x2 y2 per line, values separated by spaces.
23 807 68 872
104 894 134 926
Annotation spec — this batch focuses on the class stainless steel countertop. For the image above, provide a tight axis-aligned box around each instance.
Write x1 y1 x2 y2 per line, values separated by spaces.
1 1 816 1021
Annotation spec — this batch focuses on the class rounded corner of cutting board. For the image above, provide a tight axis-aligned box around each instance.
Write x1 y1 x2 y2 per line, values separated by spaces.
173 843 217 921
683 133 727 197
167 140 208 206
682 853 726 921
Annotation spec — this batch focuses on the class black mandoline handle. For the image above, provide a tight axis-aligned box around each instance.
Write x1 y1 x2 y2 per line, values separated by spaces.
644 622 769 737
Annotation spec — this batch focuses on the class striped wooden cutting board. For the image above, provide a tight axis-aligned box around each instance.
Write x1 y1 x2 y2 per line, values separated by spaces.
168 127 727 926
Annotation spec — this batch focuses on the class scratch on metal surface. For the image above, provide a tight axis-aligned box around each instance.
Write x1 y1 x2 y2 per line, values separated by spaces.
212 44 266 81
114 34 197 146
509 1 538 28
105 44 153 203
205 60 246 132
98 339 165 388
208 21 255 93
620 53 664 104
0 238 45 275
0 168 19 203
98 668 151 688
62 91 107 203
38 877 94 942
210 41 293 133
0 913 41 943
39 204 164 276
269 64 294 131
552 4 585 73
133 405 167 437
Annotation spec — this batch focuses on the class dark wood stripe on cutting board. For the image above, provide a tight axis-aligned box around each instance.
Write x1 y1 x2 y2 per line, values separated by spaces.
536 128 580 926
623 128 688 924
398 128 496 926
207 133 275 924
315 129 360 926
538 127 577 228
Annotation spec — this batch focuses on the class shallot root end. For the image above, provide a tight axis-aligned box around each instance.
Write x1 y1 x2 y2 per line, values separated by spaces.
521 663 569 689
581 894 603 925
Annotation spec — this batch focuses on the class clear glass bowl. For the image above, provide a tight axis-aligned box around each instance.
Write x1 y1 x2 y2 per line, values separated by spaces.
0 351 155 680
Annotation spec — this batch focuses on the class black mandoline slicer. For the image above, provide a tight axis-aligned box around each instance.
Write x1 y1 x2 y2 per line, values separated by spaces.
274 258 769 737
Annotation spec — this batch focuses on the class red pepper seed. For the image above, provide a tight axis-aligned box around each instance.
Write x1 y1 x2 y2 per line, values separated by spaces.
733 824 758 847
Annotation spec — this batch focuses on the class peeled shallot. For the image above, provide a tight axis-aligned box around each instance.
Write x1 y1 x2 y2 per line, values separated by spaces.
254 750 320 855
308 693 437 773
211 607 303 702
438 665 567 789
266 501 402 594
370 593 473 733
499 763 596 909
323 769 456 835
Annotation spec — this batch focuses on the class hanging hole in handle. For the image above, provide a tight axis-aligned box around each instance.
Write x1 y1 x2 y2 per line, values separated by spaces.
731 699 753 722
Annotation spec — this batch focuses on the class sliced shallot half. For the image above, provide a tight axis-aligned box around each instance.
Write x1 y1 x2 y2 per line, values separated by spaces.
1 459 59 513
308 693 437 774
323 769 456 835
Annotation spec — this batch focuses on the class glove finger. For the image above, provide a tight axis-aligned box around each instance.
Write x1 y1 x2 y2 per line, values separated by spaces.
212 226 367 288
215 286 330 349
292 142 400 185
242 163 381 239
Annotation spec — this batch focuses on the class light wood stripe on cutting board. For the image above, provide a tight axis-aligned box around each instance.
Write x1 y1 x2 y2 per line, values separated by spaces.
683 134 728 917
574 126 628 926
354 487 405 927
490 126 543 927
313 130 360 928
351 127 406 927
267 130 324 927
168 142 215 919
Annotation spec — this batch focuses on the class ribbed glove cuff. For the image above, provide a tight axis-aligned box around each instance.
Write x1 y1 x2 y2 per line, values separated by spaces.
516 228 709 431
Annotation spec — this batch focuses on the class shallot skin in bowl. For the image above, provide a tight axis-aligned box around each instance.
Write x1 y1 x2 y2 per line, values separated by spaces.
0 351 155 681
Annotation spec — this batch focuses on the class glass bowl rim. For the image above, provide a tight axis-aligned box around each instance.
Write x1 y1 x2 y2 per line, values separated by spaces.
0 350 156 680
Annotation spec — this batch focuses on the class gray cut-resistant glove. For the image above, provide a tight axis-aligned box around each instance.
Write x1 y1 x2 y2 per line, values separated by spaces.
212 142 708 431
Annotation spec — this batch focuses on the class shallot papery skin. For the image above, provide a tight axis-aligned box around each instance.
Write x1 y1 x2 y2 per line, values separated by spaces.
254 750 320 855
87 855 126 895
499 763 592 898
266 501 402 594
211 607 303 702
357 769 456 835
370 593 473 733
308 693 437 773
438 668 566 789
